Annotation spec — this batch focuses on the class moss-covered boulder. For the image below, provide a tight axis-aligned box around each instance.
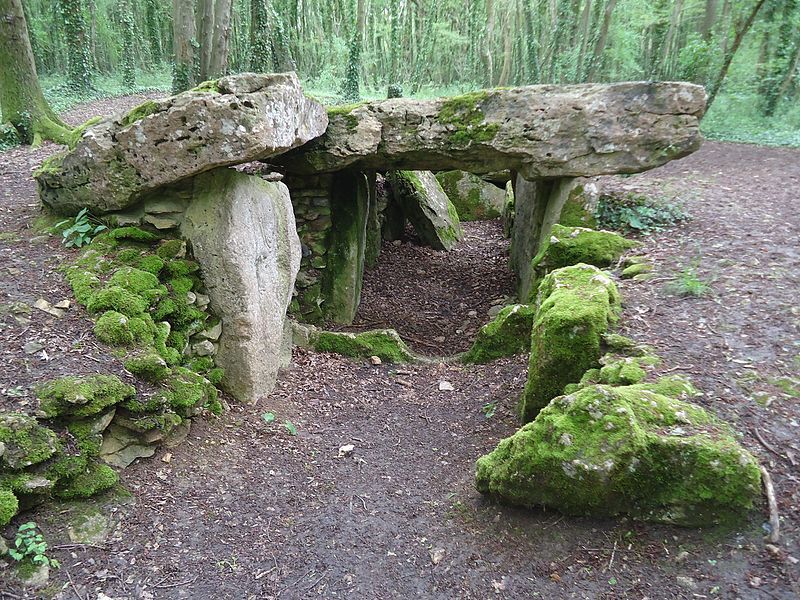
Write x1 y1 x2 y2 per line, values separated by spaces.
54 462 118 500
520 264 621 422
477 382 761 526
313 329 415 362
557 181 597 229
462 304 536 364
0 488 19 526
36 375 136 418
436 171 505 221
389 170 462 251
0 414 60 470
528 224 637 300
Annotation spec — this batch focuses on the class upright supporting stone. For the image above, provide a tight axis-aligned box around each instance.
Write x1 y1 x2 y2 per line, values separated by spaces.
322 171 371 323
510 175 581 301
364 172 381 268
181 169 301 403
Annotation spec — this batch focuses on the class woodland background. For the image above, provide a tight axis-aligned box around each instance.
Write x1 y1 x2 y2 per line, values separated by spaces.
9 0 800 146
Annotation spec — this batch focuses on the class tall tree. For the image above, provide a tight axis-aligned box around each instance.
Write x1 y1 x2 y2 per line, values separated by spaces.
120 0 136 88
341 0 365 102
0 0 72 145
172 0 196 92
707 0 770 107
250 0 271 71
198 0 233 80
586 0 617 81
59 0 93 91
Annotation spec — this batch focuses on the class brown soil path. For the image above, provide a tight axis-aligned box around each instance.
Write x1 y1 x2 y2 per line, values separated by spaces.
0 95 797 599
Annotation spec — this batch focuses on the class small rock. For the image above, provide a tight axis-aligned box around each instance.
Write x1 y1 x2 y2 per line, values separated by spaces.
467 310 477 317
0 535 8 555
749 576 762 588
764 544 781 558
17 562 49 588
23 341 44 354
429 547 446 565
198 321 223 341
370 355 382 365
34 298 65 318
186 291 197 305
676 576 697 591
487 305 503 318
195 293 210 309
144 214 181 230
338 444 355 458
674 550 690 563
54 299 71 310
438 380 455 391
192 340 217 357
161 452 172 463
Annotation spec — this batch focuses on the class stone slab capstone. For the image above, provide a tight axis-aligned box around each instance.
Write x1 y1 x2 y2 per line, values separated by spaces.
36 72 328 214
277 81 705 177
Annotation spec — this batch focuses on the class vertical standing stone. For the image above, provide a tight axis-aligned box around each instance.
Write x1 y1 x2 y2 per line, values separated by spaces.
510 175 579 301
322 171 370 324
181 168 301 404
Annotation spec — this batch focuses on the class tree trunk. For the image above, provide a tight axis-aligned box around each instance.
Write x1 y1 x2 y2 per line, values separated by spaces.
707 0 769 108
59 0 93 91
342 0 365 101
497 9 513 86
120 0 136 88
482 0 495 86
700 0 718 40
172 0 196 93
197 0 214 80
659 0 684 79
146 0 162 66
575 0 593 81
250 0 271 71
586 0 617 82
208 0 233 78
0 0 72 145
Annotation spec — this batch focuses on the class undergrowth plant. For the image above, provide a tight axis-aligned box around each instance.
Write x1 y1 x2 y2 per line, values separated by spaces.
595 193 690 235
8 522 60 569
56 208 108 248
666 263 712 297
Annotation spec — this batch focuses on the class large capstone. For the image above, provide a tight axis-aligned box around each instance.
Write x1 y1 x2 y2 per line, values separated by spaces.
181 168 301 403
476 381 762 526
36 72 328 214
277 82 705 177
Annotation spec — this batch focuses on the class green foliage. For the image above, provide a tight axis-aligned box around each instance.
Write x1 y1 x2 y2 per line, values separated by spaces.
666 263 712 297
0 123 21 151
8 522 60 569
55 208 108 248
594 193 690 235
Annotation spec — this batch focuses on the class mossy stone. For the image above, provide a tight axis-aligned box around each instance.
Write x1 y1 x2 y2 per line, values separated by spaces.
462 304 536 364
108 227 159 244
520 264 621 422
477 382 761 526
55 462 118 500
0 413 60 469
314 329 415 362
36 374 135 418
621 262 654 279
124 353 172 383
94 311 156 347
156 239 186 259
0 488 19 526
86 285 149 316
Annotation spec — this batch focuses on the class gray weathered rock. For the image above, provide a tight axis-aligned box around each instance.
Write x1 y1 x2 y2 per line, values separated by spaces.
181 168 301 403
389 171 462 251
100 424 157 468
36 72 328 214
436 170 505 221
278 82 705 177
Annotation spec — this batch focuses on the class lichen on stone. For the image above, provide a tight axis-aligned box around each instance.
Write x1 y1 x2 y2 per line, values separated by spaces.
119 100 161 128
462 304 536 364
520 264 621 422
438 91 499 146
124 353 172 383
477 381 762 526
55 462 118 500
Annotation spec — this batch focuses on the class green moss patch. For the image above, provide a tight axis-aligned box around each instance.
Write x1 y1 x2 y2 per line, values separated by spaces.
314 329 415 363
108 226 159 244
462 304 536 364
520 264 621 422
477 381 761 526
55 462 118 499
438 91 499 146
36 375 135 418
0 413 60 470
0 488 19 526
119 100 161 128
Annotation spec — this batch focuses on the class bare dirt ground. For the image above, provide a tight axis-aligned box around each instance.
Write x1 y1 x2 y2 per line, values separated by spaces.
0 96 798 599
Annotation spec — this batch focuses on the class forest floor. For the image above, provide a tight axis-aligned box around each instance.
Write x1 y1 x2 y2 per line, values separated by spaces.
0 97 798 599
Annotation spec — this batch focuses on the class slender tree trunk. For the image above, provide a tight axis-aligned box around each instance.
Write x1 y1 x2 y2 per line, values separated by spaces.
701 0 719 40
250 0 271 71
482 0 495 86
707 0 770 108
208 0 233 77
342 0 365 101
0 0 72 145
146 0 162 66
120 0 136 88
172 0 196 92
659 0 684 79
197 0 214 79
775 38 800 106
586 0 617 82
575 0 593 81
498 9 513 86
59 0 93 91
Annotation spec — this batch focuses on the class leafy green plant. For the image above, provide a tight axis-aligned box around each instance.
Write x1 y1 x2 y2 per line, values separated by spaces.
261 412 276 424
56 208 107 248
666 264 712 297
481 402 497 419
8 522 60 569
595 193 690 235
283 420 298 436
